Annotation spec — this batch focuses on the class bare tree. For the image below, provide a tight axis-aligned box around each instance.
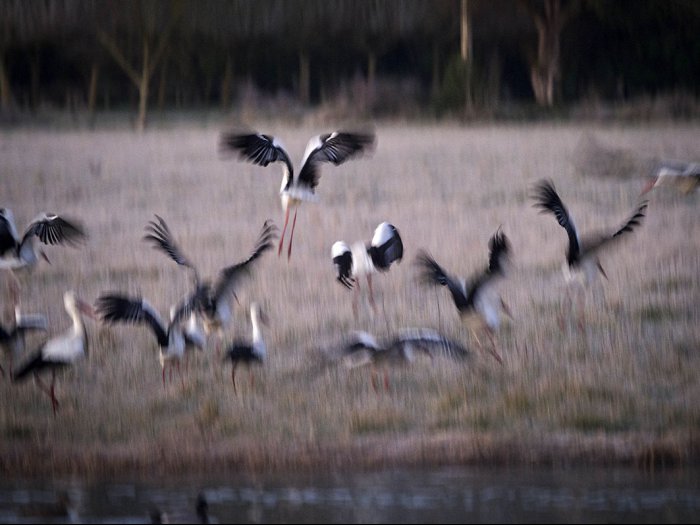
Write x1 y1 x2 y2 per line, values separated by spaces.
96 0 184 130
518 0 580 107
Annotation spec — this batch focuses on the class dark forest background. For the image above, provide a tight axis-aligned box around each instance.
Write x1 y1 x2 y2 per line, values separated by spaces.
1 0 699 128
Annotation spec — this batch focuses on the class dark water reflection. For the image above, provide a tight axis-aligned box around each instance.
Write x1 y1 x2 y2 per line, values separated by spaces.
1 466 699 523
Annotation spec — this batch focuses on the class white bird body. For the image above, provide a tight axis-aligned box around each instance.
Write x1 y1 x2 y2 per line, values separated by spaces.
12 291 94 415
221 129 376 259
332 222 403 316
0 209 86 271
144 216 277 349
416 229 511 364
1 307 47 375
223 303 268 393
96 294 203 386
533 179 648 329
642 160 700 195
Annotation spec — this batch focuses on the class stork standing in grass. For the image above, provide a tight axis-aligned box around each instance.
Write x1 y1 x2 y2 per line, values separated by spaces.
95 293 205 387
12 291 95 415
332 222 403 317
222 302 268 394
0 208 86 295
219 129 376 259
144 216 276 351
532 179 648 329
416 228 512 365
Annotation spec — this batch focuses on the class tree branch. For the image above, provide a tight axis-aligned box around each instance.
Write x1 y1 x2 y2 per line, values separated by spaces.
97 29 140 88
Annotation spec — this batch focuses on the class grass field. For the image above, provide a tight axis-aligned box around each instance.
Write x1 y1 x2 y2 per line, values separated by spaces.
1 121 698 475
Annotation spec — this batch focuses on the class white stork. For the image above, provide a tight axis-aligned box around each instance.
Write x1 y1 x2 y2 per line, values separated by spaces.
143 216 276 350
532 179 648 328
222 302 268 394
219 129 376 259
334 328 469 391
0 209 86 294
641 160 700 196
12 291 95 415
416 229 512 365
95 293 204 387
332 222 403 316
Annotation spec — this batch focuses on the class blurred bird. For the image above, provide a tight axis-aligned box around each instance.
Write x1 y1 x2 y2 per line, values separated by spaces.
144 216 276 350
416 228 511 364
331 328 468 391
220 129 376 259
532 179 648 328
332 222 403 317
12 291 95 416
641 159 700 196
222 302 267 394
95 293 204 387
0 208 86 294
1 301 47 377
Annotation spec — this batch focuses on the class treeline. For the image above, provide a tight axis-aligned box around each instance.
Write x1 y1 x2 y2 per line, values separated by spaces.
1 0 699 128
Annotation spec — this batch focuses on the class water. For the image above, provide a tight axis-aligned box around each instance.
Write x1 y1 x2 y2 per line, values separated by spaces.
1 466 699 523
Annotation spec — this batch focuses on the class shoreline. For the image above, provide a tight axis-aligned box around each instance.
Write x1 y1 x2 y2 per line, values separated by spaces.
2 431 698 478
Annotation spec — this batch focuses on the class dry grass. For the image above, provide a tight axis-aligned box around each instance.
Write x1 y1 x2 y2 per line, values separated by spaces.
0 121 699 475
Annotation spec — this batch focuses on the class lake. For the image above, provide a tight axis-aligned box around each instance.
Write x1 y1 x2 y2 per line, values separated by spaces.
1 466 698 523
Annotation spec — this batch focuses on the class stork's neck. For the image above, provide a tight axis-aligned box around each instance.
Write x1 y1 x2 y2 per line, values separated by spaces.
68 304 87 337
250 307 266 357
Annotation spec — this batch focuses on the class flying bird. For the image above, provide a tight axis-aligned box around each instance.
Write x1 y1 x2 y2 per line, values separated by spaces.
220 129 376 259
0 208 86 294
12 291 95 415
641 160 700 195
144 216 277 349
416 228 512 364
332 222 403 316
532 179 648 327
222 302 268 394
331 328 468 391
95 293 204 386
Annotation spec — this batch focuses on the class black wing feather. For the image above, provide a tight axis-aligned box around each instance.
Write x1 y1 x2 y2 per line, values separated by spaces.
333 250 354 289
297 131 376 190
143 215 199 279
95 294 169 347
220 132 294 176
21 214 86 248
532 179 580 264
415 250 469 312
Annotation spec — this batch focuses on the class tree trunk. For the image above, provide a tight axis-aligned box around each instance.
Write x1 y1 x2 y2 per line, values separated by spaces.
87 63 99 116
431 41 441 99
30 48 40 111
520 0 575 108
299 50 310 105
220 55 233 110
158 57 168 111
0 49 12 111
460 0 473 113
136 39 149 132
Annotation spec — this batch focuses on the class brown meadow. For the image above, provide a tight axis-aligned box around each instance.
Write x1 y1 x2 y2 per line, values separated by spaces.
1 122 698 476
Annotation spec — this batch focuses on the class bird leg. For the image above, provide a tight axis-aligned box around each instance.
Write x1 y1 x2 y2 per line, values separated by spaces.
249 369 255 389
278 207 291 256
370 368 379 393
162 365 167 388
231 363 238 394
352 282 360 320
0 361 4 378
177 361 184 388
35 372 59 415
287 209 298 260
383 368 390 391
501 298 513 320
485 328 503 365
367 275 377 312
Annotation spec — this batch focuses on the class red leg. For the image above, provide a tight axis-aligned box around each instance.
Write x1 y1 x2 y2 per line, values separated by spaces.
278 208 290 257
50 370 59 416
371 369 379 393
287 209 298 260
162 366 166 387
177 361 184 388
